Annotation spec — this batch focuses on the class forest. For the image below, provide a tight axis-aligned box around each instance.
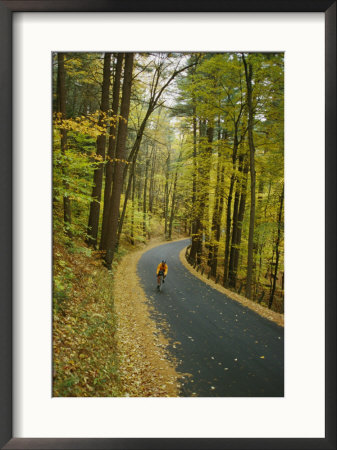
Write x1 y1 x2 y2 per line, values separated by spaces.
53 52 284 396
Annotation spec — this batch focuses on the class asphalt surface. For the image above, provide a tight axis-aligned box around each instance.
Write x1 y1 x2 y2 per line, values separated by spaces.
137 239 284 397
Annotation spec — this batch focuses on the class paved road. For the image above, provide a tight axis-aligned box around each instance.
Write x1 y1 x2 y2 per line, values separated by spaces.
137 239 284 397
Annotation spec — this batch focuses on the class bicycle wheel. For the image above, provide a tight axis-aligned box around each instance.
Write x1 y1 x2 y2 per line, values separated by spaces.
157 271 164 292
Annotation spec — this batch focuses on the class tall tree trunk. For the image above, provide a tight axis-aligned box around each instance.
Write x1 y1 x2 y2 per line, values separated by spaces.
87 52 111 247
190 216 202 264
223 174 235 282
117 158 135 247
168 167 178 240
143 149 150 238
57 53 72 234
100 53 123 250
137 164 143 212
190 119 212 264
105 53 134 268
230 166 241 260
209 125 223 277
229 157 249 288
204 124 214 244
223 122 241 284
148 147 157 213
188 59 199 254
130 162 136 245
228 153 244 286
164 152 170 238
208 167 220 275
189 106 199 261
213 160 225 277
243 54 256 299
269 184 284 309
254 177 265 295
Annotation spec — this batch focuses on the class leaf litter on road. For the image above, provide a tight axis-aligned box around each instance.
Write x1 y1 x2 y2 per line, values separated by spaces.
113 240 182 397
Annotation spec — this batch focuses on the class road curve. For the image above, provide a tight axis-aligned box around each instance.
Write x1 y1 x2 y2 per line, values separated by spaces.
137 239 284 397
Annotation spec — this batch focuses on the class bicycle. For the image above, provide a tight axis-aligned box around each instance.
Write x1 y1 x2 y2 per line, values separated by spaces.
156 270 165 291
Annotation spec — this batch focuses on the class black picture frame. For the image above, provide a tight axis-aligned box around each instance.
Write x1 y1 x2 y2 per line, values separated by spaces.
0 1 335 449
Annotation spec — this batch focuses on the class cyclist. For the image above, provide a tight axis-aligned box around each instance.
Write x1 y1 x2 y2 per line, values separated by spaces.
156 260 168 289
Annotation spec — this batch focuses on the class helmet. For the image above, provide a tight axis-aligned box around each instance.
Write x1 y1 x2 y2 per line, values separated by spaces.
162 260 166 264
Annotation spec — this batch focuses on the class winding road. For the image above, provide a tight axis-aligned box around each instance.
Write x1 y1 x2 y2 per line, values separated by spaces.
137 239 284 397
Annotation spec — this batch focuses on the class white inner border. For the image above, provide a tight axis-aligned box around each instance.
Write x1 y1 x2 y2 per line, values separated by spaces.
13 13 325 438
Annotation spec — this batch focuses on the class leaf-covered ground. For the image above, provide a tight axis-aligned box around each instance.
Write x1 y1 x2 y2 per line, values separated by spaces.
113 240 180 397
53 237 180 397
53 242 122 397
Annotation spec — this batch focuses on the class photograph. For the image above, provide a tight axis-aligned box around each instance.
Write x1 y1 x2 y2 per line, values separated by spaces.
1 2 334 448
52 51 284 398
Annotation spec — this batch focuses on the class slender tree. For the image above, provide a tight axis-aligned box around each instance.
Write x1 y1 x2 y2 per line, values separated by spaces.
87 52 111 247
100 53 124 250
148 146 157 213
228 153 249 287
168 149 182 240
243 53 257 299
223 104 245 284
208 124 223 277
105 53 134 268
164 150 171 238
117 155 136 246
190 119 213 264
57 53 72 233
130 162 136 245
143 146 150 238
269 184 284 309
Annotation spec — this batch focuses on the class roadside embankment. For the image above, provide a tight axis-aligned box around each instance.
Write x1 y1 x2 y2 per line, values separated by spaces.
53 241 122 397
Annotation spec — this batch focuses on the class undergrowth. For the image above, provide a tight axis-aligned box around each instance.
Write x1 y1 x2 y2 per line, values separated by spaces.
53 235 123 397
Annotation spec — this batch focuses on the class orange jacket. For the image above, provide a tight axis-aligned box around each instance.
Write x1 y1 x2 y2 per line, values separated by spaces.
156 262 168 276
